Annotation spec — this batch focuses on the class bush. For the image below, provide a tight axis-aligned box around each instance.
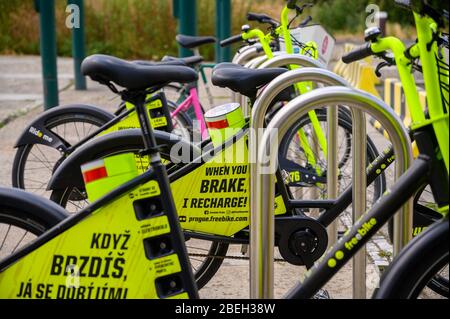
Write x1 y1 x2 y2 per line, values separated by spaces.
0 0 415 60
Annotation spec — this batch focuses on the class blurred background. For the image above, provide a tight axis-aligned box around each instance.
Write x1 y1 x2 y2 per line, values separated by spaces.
0 0 416 61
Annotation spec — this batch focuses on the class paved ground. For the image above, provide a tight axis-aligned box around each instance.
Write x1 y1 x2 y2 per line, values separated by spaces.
0 55 441 299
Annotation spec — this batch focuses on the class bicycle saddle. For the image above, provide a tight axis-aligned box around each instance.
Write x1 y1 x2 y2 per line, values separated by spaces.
81 54 198 91
212 63 287 98
132 59 186 67
162 55 204 67
176 34 217 49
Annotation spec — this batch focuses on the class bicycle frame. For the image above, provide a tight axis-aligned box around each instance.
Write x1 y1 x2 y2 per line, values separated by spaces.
170 86 208 140
288 7 449 299
370 17 448 173
0 88 199 299
287 155 431 298
368 14 449 213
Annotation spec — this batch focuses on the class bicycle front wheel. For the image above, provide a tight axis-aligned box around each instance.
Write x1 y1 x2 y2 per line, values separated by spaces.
374 217 449 299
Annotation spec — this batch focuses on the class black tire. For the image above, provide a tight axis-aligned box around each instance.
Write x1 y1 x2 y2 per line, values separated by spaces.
387 186 448 297
49 134 228 290
374 217 449 299
427 270 449 298
12 111 112 198
188 240 229 289
279 108 385 205
0 201 65 259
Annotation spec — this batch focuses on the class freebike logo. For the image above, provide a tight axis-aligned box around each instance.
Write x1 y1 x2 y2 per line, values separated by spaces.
344 218 377 251
29 126 53 143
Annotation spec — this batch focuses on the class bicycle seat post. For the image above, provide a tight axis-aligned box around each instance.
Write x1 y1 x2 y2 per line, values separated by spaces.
128 91 160 157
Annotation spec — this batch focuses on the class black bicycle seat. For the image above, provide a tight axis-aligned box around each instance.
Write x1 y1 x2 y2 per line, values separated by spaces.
176 34 217 49
132 59 186 67
162 55 204 67
212 63 287 98
81 54 198 91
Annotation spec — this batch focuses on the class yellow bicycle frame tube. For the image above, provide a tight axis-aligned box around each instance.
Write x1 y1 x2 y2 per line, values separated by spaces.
413 13 449 173
242 29 273 59
371 37 425 124
370 27 449 173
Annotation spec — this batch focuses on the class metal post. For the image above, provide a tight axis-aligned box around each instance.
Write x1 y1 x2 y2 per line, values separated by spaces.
352 110 367 299
68 0 86 90
311 130 321 218
327 106 338 247
177 0 197 57
215 0 231 62
255 86 413 299
36 0 59 109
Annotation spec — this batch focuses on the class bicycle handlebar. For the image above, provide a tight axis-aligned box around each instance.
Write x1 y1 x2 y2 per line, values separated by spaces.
298 15 312 27
342 43 373 64
220 34 244 47
247 12 279 27
286 0 298 10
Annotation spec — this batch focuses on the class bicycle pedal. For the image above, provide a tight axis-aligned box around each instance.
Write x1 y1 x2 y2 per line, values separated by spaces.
313 289 331 299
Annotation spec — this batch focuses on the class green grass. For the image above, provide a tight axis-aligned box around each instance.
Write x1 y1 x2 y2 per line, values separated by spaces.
0 0 415 60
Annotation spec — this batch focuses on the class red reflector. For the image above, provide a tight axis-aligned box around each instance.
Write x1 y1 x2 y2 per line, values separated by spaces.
83 166 108 183
206 119 229 129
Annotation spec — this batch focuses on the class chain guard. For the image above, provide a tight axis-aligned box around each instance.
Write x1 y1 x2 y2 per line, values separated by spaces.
275 216 328 268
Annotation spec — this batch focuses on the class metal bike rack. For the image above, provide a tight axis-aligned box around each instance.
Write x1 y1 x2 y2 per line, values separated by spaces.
257 53 324 70
249 67 348 298
235 52 295 116
232 43 263 64
352 110 367 299
231 43 262 65
254 86 413 298
256 54 342 247
245 51 298 70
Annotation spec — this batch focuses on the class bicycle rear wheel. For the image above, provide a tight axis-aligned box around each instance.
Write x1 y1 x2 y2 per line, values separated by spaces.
279 109 385 207
12 110 112 198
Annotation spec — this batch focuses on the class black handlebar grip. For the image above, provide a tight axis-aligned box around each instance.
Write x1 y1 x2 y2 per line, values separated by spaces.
286 0 298 9
247 12 267 22
299 15 312 27
342 43 373 64
220 34 243 47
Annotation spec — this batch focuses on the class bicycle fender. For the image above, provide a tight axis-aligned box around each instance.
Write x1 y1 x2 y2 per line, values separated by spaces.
0 187 69 225
47 129 201 191
14 104 114 150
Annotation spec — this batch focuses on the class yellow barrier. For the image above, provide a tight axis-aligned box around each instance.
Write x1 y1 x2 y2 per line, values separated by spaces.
334 43 381 98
